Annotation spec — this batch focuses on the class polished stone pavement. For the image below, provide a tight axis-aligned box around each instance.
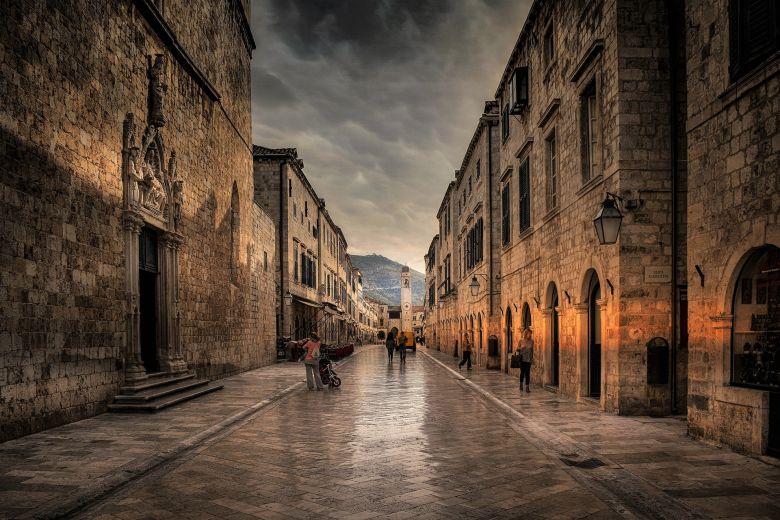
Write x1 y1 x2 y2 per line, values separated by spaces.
2 345 780 519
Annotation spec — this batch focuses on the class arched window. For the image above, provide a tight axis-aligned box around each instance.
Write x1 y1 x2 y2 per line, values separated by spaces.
732 245 780 389
521 303 532 330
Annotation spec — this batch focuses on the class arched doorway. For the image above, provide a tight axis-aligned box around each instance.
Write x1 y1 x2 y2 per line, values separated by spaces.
587 273 602 397
505 307 513 371
731 245 780 456
478 314 483 358
547 284 560 387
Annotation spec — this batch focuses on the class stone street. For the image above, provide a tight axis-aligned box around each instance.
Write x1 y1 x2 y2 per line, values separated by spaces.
3 345 776 520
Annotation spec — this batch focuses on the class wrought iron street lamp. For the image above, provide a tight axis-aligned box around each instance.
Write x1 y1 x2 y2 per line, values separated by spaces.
283 291 293 306
593 193 623 245
469 273 490 297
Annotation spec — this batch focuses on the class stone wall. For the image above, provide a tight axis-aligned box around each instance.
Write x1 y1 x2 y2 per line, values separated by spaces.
425 0 686 416
685 0 780 455
0 0 275 441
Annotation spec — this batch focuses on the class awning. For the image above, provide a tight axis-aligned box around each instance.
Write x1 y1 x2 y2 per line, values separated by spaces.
292 295 323 308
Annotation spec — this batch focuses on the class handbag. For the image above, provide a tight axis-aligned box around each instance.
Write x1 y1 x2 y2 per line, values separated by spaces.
510 353 521 368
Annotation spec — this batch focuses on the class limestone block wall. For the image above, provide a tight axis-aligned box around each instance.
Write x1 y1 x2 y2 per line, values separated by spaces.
492 0 682 414
684 0 780 455
0 0 273 441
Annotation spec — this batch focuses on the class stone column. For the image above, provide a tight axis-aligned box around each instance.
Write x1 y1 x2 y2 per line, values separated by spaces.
597 298 608 410
573 303 589 400
123 210 147 384
159 231 187 373
542 308 552 386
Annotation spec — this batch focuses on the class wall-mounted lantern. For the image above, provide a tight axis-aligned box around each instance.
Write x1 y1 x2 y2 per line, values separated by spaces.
593 193 624 245
283 291 293 307
469 274 490 297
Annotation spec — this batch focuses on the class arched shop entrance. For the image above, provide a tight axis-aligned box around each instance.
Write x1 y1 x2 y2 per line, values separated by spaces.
731 245 780 457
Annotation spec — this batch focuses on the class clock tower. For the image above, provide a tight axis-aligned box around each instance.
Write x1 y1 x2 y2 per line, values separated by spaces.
400 266 412 334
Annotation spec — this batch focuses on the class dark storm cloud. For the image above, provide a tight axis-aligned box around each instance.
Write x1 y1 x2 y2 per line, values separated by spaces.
251 0 531 271
267 0 452 62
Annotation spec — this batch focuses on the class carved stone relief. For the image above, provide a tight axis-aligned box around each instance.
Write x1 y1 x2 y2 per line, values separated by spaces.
121 55 183 231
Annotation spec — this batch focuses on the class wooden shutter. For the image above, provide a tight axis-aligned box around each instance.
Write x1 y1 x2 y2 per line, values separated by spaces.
520 159 531 231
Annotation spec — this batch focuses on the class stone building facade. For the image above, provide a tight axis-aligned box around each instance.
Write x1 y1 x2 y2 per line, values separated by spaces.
425 102 502 367
684 0 780 456
425 0 688 416
252 147 375 345
1 0 278 441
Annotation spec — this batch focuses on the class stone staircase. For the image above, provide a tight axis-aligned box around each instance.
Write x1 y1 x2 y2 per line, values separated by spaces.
108 371 223 412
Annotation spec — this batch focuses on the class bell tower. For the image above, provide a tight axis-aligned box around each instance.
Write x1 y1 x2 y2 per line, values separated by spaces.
400 266 412 333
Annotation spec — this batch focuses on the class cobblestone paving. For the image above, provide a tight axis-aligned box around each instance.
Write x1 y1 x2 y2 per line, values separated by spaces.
422 348 780 520
71 344 770 520
0 360 311 520
4 346 780 520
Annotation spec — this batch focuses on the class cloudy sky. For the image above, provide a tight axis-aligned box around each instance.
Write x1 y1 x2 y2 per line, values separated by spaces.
250 0 531 272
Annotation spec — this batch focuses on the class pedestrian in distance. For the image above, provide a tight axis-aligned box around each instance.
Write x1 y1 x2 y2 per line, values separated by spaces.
385 330 396 363
459 334 472 370
397 331 408 365
299 331 326 391
518 328 534 393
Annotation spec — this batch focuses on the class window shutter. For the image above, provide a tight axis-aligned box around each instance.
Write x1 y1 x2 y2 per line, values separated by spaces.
730 0 779 80
520 159 531 231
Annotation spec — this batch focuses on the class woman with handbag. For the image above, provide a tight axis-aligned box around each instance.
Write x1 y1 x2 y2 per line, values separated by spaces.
518 328 534 393
300 331 326 390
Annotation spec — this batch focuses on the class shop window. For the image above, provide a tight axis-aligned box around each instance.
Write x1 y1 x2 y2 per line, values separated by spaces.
731 245 780 389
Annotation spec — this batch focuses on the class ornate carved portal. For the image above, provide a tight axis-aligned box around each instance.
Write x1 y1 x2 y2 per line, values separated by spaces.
121 55 186 384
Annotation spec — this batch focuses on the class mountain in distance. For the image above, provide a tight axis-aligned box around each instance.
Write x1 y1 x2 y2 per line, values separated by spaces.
351 254 425 306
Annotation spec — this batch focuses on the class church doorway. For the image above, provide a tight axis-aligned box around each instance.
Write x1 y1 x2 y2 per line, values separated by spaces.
588 276 602 398
139 227 160 373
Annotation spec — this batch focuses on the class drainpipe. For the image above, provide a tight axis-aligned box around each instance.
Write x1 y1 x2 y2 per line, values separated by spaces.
487 119 494 318
666 0 681 415
279 160 286 337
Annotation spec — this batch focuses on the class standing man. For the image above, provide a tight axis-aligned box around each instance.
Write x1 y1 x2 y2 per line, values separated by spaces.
397 331 408 365
518 329 534 393
459 333 472 370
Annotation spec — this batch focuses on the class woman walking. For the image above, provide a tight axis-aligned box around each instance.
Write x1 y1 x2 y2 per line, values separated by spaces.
300 331 326 390
385 330 396 363
518 328 534 393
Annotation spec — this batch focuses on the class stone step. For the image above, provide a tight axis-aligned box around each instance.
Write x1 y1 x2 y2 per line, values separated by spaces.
113 378 210 403
107 382 224 413
119 372 195 394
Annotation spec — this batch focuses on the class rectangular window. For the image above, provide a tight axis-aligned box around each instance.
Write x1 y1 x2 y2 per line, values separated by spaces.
468 177 472 194
581 81 599 182
293 242 299 282
502 184 510 245
476 159 481 179
509 66 529 114
304 200 308 217
264 251 268 271
729 0 779 81
544 24 555 68
501 104 510 141
519 157 531 232
288 179 292 197
546 130 557 210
